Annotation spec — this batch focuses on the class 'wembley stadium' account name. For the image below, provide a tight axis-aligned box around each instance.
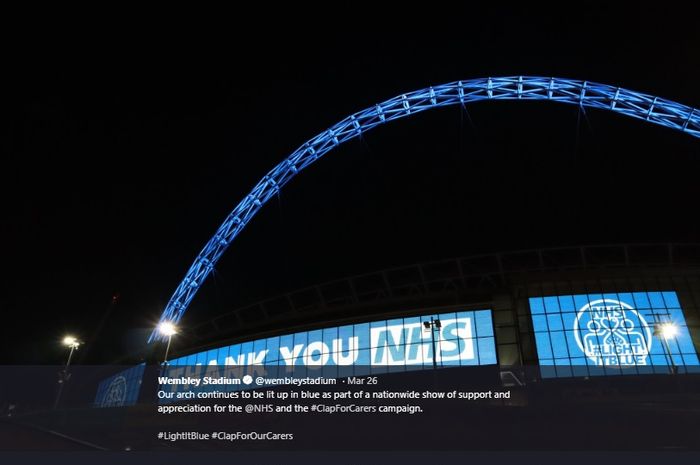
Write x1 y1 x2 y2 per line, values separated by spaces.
158 376 336 387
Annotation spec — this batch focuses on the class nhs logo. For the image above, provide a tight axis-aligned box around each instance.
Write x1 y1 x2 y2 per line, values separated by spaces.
573 299 651 367
371 318 474 365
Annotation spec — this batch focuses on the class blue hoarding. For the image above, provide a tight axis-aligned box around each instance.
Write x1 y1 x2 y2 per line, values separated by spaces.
167 309 496 374
529 291 700 378
94 364 145 408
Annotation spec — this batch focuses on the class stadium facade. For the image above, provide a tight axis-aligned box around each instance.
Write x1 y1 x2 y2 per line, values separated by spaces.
96 242 700 407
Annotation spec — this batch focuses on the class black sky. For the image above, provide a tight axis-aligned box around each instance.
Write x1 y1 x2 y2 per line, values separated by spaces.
4 6 700 364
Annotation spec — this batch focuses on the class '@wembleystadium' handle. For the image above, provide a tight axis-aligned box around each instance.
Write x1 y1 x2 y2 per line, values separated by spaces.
149 76 700 342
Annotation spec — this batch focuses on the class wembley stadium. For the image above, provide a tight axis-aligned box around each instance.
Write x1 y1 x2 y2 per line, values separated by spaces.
85 242 700 451
9 72 700 457
85 77 700 451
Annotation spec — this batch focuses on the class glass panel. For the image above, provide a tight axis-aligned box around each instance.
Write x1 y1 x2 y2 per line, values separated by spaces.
529 290 699 378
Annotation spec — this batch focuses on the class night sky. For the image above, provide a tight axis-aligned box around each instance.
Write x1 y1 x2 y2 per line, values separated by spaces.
5 7 700 364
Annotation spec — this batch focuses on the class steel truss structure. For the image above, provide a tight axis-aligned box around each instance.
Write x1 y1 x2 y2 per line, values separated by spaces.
149 76 700 342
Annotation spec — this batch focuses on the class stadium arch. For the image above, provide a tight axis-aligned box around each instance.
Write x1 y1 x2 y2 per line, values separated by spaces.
150 76 700 342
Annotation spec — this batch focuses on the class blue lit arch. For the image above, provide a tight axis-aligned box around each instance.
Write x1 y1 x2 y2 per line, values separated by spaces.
149 76 700 342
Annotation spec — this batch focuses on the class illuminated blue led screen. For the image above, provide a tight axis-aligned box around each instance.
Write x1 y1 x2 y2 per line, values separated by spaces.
529 291 700 378
94 364 145 408
166 309 495 377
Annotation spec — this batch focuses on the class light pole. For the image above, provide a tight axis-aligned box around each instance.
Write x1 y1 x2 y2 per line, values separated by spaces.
654 322 679 375
158 322 177 365
423 317 442 369
62 336 80 366
54 336 81 409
